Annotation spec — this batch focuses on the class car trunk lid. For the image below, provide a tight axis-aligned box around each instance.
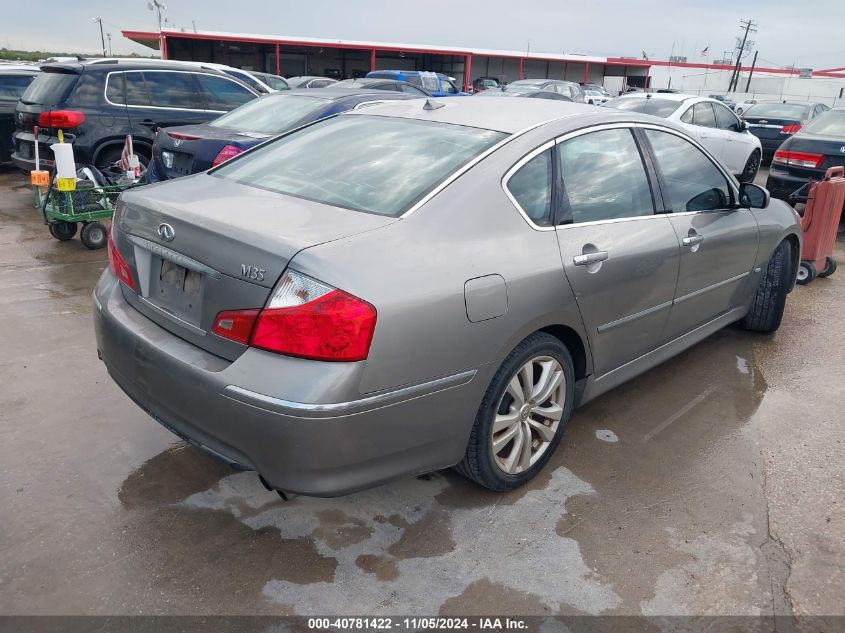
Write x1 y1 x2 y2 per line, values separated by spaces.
113 173 395 360
154 124 266 179
744 115 804 140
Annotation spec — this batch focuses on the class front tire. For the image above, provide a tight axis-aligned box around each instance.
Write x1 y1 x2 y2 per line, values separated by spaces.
456 333 575 491
740 149 761 183
742 240 793 332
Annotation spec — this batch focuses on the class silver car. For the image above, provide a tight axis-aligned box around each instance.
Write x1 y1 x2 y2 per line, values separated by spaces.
94 99 801 496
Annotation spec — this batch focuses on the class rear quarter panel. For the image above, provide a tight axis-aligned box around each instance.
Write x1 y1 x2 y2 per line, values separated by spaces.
289 123 592 397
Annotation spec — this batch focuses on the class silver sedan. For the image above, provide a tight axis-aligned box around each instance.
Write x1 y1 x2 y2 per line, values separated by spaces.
94 98 801 496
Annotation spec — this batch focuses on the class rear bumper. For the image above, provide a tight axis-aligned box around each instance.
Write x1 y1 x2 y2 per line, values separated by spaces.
766 167 812 201
756 136 787 158
92 271 480 496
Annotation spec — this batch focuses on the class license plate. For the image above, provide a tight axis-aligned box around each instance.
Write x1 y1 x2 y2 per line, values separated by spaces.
162 150 193 175
160 259 201 298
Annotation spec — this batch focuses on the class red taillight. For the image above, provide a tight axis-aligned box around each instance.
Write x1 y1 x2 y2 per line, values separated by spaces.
212 309 260 345
780 124 803 135
38 110 85 128
250 270 377 362
772 149 824 169
107 227 135 290
211 144 244 167
166 131 201 141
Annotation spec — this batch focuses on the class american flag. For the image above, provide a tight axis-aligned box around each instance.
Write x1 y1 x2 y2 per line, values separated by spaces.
117 135 140 177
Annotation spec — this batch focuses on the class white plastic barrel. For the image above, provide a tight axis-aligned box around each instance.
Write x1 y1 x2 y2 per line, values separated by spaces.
51 143 76 180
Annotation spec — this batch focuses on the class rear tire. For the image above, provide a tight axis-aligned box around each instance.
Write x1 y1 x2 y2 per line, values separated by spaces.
818 257 837 278
796 261 816 285
456 333 575 491
80 221 107 250
741 240 792 333
48 221 77 241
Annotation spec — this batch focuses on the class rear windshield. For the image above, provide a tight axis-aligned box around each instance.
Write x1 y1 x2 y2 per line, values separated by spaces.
209 94 326 134
213 115 506 217
604 97 680 118
20 70 78 105
743 103 808 119
803 110 845 136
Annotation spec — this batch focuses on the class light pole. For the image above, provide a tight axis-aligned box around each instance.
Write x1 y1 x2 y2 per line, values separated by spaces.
107 33 112 56
92 17 106 57
147 1 168 59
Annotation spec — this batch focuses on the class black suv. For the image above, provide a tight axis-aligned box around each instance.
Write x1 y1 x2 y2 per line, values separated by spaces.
1 67 39 162
12 60 259 171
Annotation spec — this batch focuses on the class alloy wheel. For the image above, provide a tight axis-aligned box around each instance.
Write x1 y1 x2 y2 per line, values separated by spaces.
491 356 566 474
742 152 761 182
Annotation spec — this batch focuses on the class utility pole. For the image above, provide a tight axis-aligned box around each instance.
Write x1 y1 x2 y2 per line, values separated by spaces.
192 20 197 33
744 50 758 93
92 17 106 57
729 19 756 92
147 0 168 59
107 33 112 56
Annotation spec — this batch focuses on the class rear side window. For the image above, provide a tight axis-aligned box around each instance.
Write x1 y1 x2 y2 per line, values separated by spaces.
691 102 717 128
105 73 125 104
213 115 506 217
506 149 553 225
0 75 36 101
142 72 199 109
440 79 459 94
422 75 440 92
558 128 654 224
645 129 731 212
19 71 78 105
196 74 254 110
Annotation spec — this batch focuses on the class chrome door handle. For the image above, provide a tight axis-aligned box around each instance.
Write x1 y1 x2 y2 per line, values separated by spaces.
573 251 609 266
682 235 705 246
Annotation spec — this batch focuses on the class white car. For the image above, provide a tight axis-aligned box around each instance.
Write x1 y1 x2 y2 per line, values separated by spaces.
605 93 762 182
584 89 609 105
735 99 758 116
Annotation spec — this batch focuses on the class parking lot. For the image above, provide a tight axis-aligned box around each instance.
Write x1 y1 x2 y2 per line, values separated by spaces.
0 161 842 620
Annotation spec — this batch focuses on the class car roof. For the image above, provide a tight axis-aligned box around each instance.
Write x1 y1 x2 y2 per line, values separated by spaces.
344 96 661 134
615 92 697 102
42 59 230 73
0 68 40 76
283 87 412 100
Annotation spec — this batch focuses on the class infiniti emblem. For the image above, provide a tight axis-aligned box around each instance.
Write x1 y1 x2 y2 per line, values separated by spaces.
157 223 175 242
172 139 182 148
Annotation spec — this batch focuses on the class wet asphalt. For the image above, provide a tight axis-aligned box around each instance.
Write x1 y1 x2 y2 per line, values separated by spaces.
0 165 843 618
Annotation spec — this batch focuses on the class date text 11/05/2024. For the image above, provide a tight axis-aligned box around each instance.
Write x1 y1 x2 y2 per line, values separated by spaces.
307 617 528 630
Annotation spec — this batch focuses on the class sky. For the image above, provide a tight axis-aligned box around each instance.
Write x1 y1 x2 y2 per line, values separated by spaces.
3 0 845 70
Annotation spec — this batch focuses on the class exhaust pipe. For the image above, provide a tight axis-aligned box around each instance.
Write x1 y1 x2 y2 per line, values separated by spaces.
258 474 298 501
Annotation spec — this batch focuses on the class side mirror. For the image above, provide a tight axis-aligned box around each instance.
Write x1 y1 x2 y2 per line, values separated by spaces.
739 182 770 209
740 120 749 131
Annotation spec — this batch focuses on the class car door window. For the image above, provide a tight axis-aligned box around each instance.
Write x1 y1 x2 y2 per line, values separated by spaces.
557 128 654 224
195 74 254 111
680 106 694 124
440 79 458 94
692 102 718 128
124 72 150 106
506 148 553 225
714 103 741 132
142 72 199 109
645 129 732 212
421 75 440 92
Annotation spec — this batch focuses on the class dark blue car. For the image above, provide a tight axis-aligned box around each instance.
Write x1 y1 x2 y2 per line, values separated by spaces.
147 88 413 182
